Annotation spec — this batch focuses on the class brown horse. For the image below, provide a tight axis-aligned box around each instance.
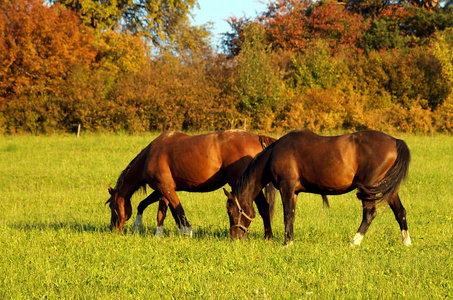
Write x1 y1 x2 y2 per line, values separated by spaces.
224 129 411 246
106 130 276 238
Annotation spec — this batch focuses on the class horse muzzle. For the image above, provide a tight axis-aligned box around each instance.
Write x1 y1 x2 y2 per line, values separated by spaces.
230 224 248 240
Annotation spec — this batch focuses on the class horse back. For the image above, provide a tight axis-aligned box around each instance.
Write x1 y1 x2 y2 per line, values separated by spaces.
269 130 399 194
144 130 273 191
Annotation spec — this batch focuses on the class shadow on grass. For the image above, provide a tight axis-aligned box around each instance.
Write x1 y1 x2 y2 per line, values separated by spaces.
9 221 110 234
137 225 265 241
9 221 266 242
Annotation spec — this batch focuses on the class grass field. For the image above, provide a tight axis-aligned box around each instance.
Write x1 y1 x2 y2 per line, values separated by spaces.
0 132 452 299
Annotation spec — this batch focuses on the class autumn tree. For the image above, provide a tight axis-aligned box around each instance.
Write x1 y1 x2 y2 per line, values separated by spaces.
0 0 96 133
310 0 369 52
259 0 313 52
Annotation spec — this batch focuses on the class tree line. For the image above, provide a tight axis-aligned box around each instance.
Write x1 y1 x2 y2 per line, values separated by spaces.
1 0 452 134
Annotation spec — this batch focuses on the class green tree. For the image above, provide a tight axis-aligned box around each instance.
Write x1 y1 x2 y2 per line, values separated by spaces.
234 23 285 130
55 0 210 53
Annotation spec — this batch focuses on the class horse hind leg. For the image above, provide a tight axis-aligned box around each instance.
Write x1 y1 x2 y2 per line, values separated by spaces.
389 194 411 246
351 200 377 247
280 182 298 246
154 197 182 237
162 189 193 237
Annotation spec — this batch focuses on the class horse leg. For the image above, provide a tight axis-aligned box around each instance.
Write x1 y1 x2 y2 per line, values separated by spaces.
134 191 162 232
389 194 411 246
280 183 297 245
162 189 193 237
253 191 273 239
154 198 180 237
351 201 377 247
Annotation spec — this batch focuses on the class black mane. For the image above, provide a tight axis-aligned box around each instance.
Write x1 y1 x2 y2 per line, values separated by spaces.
114 146 148 194
234 142 275 198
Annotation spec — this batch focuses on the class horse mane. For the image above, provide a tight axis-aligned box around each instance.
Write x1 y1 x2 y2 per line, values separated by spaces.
234 142 275 198
114 145 149 194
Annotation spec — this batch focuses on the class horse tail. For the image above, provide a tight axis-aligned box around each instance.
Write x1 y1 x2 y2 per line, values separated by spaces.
322 194 330 208
264 183 275 221
258 135 277 150
357 139 411 204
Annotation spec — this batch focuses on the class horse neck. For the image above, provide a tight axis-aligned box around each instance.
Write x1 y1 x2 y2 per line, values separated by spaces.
118 170 144 199
116 148 148 199
234 146 272 206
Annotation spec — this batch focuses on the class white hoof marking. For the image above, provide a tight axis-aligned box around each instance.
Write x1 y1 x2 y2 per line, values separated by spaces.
283 241 294 248
402 230 412 246
351 233 364 247
179 226 193 238
155 225 164 238
134 214 143 232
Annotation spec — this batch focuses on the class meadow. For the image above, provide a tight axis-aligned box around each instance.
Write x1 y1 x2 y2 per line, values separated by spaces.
0 132 451 299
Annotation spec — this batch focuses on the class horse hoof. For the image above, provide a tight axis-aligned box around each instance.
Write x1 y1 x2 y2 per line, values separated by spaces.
134 223 142 233
283 241 294 248
402 230 412 246
350 233 364 247
154 226 164 238
134 215 143 233
180 226 193 238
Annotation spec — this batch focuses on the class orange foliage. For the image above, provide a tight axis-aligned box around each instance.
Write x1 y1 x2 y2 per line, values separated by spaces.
260 0 312 52
0 0 95 97
310 0 369 52
0 0 452 134
0 0 96 133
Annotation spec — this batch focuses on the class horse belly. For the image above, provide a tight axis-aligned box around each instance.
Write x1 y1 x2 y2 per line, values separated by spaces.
302 168 356 195
168 154 226 192
173 169 226 192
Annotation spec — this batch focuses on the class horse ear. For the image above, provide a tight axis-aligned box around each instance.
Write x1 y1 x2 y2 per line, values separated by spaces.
223 188 233 200
108 185 114 195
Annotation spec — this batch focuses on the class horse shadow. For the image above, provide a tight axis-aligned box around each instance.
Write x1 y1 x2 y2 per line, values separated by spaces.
9 221 263 241
9 221 110 234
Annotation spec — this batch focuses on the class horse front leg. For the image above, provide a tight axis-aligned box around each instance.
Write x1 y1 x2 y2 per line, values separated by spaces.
134 191 161 232
351 201 377 247
389 194 411 246
253 191 273 239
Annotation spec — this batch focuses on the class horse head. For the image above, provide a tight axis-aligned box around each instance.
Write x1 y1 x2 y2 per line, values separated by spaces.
106 186 132 232
223 188 255 240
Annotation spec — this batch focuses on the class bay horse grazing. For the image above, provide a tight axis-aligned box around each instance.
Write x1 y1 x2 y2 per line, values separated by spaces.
224 129 411 246
106 130 276 238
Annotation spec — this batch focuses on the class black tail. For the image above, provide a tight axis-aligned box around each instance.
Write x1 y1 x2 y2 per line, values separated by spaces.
264 183 275 221
358 139 410 203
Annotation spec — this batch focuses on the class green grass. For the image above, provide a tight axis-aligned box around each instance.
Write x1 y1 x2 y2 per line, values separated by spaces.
0 133 452 299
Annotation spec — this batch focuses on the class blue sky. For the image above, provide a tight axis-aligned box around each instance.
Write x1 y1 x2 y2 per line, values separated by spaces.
191 0 268 46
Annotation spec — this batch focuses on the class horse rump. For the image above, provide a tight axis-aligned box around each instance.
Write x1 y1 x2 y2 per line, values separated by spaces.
356 139 410 204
